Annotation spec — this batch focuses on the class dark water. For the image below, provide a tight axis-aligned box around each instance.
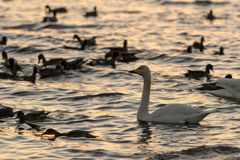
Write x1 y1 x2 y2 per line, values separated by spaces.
0 0 239 159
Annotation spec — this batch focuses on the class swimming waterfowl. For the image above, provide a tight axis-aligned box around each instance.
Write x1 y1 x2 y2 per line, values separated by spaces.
192 36 204 50
73 34 96 46
39 65 63 79
184 64 214 80
38 54 63 66
206 10 216 20
207 78 240 100
64 39 87 50
43 11 57 22
0 36 7 45
42 128 96 139
88 51 119 68
84 6 98 17
213 46 224 55
16 110 50 123
129 65 213 123
45 5 67 14
61 58 86 70
197 74 232 90
5 58 23 76
17 66 38 83
183 46 192 53
2 51 19 68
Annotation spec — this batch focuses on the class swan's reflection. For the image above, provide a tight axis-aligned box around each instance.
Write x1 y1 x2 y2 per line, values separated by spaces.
137 121 152 144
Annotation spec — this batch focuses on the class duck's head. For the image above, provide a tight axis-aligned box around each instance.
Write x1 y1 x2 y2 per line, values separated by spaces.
201 36 205 43
94 6 97 12
42 128 61 137
220 46 224 52
61 59 68 67
73 34 81 41
206 64 214 72
187 46 192 53
45 5 51 10
225 74 232 79
129 65 150 77
38 54 44 63
2 51 7 60
2 36 7 45
16 111 25 119
123 40 128 48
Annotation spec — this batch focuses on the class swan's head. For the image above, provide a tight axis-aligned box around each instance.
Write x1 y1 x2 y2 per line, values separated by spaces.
129 65 150 77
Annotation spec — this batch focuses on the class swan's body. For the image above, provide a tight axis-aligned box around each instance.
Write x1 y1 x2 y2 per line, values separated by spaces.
129 65 212 124
207 78 240 99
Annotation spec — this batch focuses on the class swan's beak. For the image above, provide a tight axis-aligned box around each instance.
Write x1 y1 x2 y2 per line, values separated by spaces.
128 70 136 74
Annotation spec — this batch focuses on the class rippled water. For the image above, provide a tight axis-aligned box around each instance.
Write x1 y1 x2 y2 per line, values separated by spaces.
0 0 240 159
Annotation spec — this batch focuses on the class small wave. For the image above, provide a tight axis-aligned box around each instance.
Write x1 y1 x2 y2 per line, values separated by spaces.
58 92 124 101
149 145 240 160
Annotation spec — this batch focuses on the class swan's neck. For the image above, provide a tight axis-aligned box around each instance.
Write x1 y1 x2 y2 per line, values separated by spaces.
137 73 151 121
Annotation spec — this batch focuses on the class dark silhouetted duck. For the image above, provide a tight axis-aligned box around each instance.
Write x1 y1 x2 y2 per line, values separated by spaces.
16 66 38 83
0 36 7 45
184 64 214 79
43 11 57 22
16 110 50 123
73 34 96 46
42 128 96 140
61 58 86 70
2 51 18 68
213 46 224 55
64 39 87 50
38 54 63 66
183 46 192 53
0 72 15 79
192 36 204 51
197 74 232 90
105 51 139 63
39 65 63 78
88 51 120 68
206 10 216 21
84 6 97 17
45 5 67 14
5 58 23 76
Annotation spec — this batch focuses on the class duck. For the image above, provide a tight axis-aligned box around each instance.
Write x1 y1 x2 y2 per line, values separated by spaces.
128 65 213 123
213 46 224 55
88 51 119 68
206 10 216 20
197 74 232 90
84 6 97 17
183 46 192 53
16 110 50 123
105 51 139 63
64 39 87 50
207 78 240 99
2 51 19 67
73 34 96 46
4 58 23 76
184 64 214 80
0 36 7 45
45 5 67 14
61 58 86 70
16 66 38 83
42 128 96 140
38 54 63 66
192 36 204 50
39 65 63 79
43 11 57 22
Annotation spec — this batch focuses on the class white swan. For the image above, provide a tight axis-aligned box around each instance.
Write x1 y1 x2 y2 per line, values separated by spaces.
129 65 213 124
207 78 240 99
